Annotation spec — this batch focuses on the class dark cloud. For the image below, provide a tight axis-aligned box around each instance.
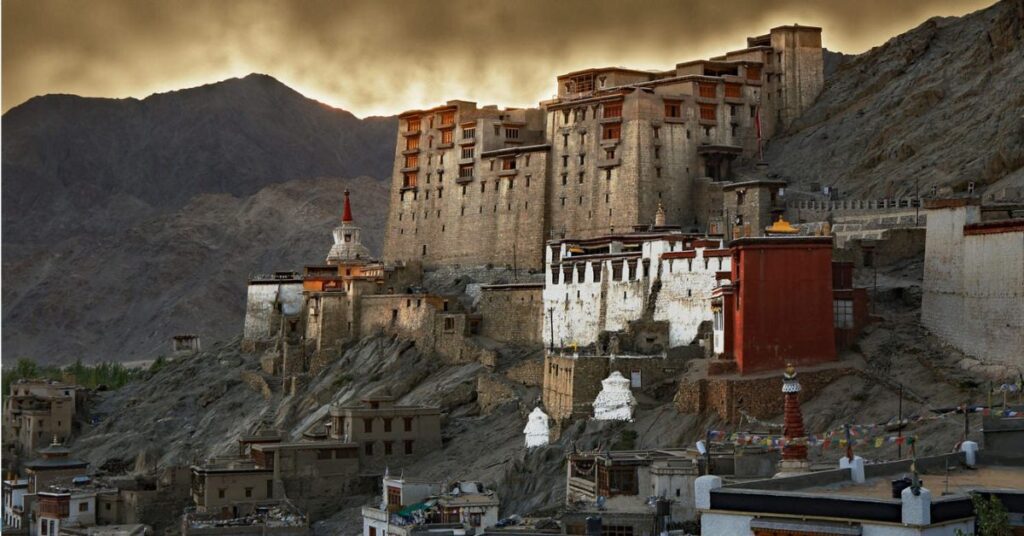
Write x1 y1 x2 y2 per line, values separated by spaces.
1 0 995 116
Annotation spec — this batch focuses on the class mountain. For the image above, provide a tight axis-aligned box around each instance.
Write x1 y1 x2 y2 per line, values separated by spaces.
2 74 396 364
2 73 396 258
2 176 389 364
762 0 1024 198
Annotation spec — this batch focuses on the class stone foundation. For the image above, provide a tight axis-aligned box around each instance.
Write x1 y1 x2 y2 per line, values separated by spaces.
675 366 855 422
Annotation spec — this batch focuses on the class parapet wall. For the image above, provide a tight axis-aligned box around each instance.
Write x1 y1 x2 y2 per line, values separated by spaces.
921 205 1024 371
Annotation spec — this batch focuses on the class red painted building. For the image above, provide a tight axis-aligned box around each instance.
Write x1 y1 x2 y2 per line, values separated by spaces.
711 237 867 374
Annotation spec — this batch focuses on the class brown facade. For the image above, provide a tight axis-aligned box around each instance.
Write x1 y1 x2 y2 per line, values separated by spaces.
328 398 442 471
476 284 544 345
383 26 823 270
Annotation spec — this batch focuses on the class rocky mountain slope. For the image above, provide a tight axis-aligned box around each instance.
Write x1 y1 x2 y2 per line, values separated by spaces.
762 0 1024 198
2 74 396 364
3 176 389 363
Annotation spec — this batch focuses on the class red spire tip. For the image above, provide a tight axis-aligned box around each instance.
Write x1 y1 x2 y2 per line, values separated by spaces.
342 189 353 222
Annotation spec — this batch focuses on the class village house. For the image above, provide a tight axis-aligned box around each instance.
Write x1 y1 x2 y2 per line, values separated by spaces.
697 449 1024 535
362 475 500 536
3 381 81 458
327 394 442 471
563 444 778 536
34 477 119 536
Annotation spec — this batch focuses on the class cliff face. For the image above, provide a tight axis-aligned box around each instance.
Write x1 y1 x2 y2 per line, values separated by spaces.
2 74 396 364
762 0 1024 197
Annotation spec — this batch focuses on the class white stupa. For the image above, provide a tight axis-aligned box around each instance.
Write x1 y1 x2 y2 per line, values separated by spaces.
523 407 550 448
592 371 637 421
326 189 371 264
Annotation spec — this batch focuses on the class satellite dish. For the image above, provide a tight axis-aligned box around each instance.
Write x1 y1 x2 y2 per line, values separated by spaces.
696 440 707 455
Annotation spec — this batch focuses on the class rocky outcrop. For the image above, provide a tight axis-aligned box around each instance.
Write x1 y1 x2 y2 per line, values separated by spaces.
760 0 1024 198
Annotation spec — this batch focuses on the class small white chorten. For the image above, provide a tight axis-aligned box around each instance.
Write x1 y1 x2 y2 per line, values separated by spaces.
326 189 371 264
523 407 550 448
592 371 637 421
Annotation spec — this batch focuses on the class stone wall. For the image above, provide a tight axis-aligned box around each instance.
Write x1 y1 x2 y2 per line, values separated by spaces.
242 281 304 343
477 284 544 345
675 366 855 422
922 203 1024 370
476 373 519 415
543 353 691 421
358 294 484 364
505 357 544 386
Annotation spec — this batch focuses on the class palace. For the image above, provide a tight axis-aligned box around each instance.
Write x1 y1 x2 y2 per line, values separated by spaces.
383 25 824 269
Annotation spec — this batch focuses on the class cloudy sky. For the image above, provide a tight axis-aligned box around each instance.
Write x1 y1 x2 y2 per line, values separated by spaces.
2 0 995 116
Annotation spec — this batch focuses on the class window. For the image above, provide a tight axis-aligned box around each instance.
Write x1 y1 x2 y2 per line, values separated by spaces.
563 133 569 147
267 480 274 498
562 155 569 167
459 164 473 178
365 442 374 456
608 466 638 495
383 418 392 432
387 486 402 507
404 154 418 168
440 111 455 125
664 101 681 118
736 191 745 205
746 65 761 80
79 502 89 512
363 418 373 433
405 137 419 151
604 526 634 536
462 127 475 139
404 440 414 455
244 487 253 498
406 118 421 132
218 488 226 499
404 417 413 432
834 299 853 329
724 83 742 99
501 158 517 170
444 317 456 332
603 103 622 118
578 154 585 165
602 124 620 140
461 147 474 159
403 172 417 189
699 104 716 121
505 128 519 139
653 126 660 139
698 82 716 98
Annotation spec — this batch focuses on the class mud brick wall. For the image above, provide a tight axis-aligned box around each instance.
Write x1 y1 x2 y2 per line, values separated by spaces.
477 285 544 344
675 366 855 422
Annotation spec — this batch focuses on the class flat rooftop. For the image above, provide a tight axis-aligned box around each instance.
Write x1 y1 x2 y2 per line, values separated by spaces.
803 464 1024 500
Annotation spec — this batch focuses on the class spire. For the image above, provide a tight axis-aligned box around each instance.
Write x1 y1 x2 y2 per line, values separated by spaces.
781 364 807 462
342 189 353 223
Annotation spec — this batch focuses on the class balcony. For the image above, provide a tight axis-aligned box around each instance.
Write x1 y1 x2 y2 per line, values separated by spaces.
437 142 454 150
458 157 475 165
498 169 518 177
402 148 420 156
402 129 421 137
362 506 388 523
400 166 420 173
456 175 474 184
597 158 621 168
599 116 622 124
458 137 476 146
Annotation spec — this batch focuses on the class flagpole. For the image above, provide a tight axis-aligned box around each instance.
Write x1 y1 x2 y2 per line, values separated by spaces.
897 383 904 459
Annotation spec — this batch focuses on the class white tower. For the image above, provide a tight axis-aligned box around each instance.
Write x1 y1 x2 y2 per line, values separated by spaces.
326 189 371 264
592 371 637 421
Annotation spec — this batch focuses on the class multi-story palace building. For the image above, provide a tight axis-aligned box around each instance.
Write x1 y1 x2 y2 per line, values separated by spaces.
384 25 824 270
